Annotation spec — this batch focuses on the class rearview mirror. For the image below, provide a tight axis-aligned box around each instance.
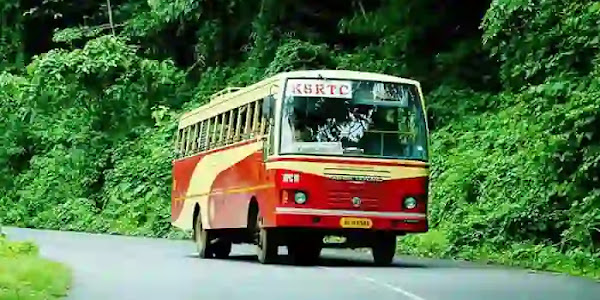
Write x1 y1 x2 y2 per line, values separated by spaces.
262 95 275 118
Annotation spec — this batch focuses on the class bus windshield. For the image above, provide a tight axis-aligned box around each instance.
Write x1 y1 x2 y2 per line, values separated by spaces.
280 78 428 161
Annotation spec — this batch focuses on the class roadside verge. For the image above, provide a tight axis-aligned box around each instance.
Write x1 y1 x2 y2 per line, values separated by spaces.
398 229 600 281
0 233 71 300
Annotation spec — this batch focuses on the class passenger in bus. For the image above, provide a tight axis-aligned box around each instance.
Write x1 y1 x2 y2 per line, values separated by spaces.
356 107 404 157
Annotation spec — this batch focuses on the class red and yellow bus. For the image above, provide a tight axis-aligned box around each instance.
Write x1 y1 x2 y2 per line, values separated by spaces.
172 70 430 265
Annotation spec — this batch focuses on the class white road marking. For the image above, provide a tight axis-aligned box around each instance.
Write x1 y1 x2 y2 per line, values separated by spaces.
321 267 426 300
360 275 426 300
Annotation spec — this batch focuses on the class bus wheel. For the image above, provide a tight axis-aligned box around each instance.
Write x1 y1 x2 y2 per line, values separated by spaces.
371 233 396 266
255 214 278 264
213 239 232 259
194 213 214 259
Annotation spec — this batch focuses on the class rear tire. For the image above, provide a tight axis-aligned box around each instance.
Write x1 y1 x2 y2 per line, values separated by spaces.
371 233 396 266
194 213 214 259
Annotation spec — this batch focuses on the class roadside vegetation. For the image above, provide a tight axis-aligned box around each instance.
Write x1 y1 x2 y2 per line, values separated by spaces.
0 0 598 279
0 234 71 300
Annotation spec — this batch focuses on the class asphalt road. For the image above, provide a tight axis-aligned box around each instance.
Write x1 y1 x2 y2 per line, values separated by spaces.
4 227 599 300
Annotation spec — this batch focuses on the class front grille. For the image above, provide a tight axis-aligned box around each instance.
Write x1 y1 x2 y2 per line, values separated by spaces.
326 188 379 210
322 166 386 210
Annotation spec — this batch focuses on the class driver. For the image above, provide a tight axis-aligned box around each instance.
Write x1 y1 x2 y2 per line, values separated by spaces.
292 117 312 142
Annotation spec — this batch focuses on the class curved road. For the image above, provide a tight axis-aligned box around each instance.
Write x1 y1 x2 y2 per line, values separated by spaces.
4 227 599 300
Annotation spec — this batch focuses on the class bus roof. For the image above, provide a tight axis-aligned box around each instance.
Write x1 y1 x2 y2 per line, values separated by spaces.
178 70 421 129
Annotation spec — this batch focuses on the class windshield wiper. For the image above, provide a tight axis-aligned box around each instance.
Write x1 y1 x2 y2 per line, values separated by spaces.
343 147 364 155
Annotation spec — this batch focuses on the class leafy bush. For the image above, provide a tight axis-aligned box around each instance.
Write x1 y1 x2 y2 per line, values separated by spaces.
482 0 600 89
402 75 600 278
98 109 179 237
389 0 600 279
0 238 38 257
0 237 71 300
0 36 191 235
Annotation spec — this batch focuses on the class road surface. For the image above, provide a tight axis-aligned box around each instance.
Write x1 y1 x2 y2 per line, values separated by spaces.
4 227 599 300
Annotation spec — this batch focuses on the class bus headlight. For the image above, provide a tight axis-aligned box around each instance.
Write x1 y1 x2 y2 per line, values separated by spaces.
294 191 307 204
403 197 417 209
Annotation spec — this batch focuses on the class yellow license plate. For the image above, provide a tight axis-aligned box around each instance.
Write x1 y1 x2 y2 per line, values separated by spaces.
340 217 373 229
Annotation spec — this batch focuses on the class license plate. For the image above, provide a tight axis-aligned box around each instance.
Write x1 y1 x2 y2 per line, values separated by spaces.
340 217 373 229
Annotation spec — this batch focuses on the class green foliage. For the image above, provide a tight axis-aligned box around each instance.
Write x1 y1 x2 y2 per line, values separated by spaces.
0 237 71 300
0 0 24 71
125 0 202 39
265 39 335 76
399 230 600 279
98 109 178 237
404 76 600 278
0 36 191 235
52 26 106 44
483 0 600 89
398 0 600 278
0 238 38 257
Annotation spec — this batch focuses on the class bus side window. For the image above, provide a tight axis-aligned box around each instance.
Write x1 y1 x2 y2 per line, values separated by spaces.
252 100 261 137
210 116 219 149
226 110 235 144
265 94 276 156
236 106 247 142
197 121 206 152
259 98 267 136
218 113 226 147
231 108 240 143
175 128 182 157
184 126 193 156
190 123 199 154
204 118 212 150
244 103 253 139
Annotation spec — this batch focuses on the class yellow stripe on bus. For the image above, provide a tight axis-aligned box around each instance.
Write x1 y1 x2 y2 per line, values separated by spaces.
266 161 428 180
174 184 274 202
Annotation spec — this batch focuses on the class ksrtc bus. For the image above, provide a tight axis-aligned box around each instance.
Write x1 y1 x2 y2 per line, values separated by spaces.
172 70 430 265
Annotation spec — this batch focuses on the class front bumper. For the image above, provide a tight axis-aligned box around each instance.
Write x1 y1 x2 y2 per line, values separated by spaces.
274 207 428 232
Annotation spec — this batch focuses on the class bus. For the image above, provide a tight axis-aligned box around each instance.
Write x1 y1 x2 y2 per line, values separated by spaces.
172 70 430 265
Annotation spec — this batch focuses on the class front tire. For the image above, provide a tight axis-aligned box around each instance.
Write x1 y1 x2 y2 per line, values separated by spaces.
255 213 278 264
371 233 396 266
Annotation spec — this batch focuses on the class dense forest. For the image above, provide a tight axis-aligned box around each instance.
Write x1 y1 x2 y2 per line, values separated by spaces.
1 0 599 278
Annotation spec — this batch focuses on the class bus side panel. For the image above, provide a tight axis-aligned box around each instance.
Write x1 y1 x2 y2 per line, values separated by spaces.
209 150 267 229
256 168 282 228
206 147 284 229
172 141 264 230
208 153 282 229
171 155 205 225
